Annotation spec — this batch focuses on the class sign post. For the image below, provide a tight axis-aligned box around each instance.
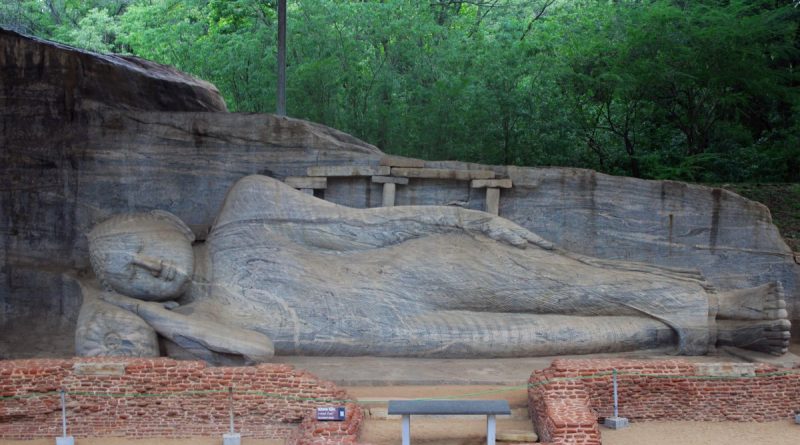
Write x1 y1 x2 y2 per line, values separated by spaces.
603 369 629 429
55 389 74 445
223 386 241 445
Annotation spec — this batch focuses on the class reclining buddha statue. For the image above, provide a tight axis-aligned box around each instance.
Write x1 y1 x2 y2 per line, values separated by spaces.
76 175 791 364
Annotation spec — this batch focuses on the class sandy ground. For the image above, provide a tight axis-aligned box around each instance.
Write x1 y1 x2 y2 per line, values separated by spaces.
361 418 534 444
360 419 800 445
602 421 800 445
0 440 282 445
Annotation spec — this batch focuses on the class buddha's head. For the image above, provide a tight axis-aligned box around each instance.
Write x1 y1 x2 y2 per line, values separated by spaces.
88 210 195 301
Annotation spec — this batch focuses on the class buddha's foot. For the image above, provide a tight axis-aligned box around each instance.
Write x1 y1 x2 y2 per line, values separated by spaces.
716 282 791 356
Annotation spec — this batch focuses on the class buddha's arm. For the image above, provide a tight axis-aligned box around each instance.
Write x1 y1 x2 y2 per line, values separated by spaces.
369 206 554 248
281 204 555 251
214 175 553 251
100 291 274 364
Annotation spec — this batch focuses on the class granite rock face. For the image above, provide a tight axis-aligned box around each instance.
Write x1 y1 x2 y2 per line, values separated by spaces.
1 29 797 358
0 29 226 113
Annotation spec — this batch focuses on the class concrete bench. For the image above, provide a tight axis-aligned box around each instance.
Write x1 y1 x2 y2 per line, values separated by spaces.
388 400 511 445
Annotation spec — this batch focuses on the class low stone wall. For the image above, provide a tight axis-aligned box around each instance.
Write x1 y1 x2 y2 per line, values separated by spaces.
0 358 364 444
528 359 800 445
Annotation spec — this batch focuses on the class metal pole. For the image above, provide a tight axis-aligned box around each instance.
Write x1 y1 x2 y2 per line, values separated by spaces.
401 414 411 445
276 0 287 116
613 369 619 418
60 389 67 437
486 414 496 445
228 386 235 434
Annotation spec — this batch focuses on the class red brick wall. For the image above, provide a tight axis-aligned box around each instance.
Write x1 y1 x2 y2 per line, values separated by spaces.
529 359 800 445
0 357 364 444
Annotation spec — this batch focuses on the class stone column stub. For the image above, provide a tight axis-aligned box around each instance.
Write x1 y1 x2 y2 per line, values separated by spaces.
486 187 500 215
382 183 396 207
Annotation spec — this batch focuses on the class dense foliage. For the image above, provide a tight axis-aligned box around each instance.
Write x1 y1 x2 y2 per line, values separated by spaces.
2 0 799 182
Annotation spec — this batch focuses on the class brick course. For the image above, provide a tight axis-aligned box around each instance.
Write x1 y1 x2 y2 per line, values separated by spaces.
0 357 364 444
529 359 800 445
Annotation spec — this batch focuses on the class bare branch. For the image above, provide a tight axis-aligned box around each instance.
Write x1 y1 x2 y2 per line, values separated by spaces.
520 0 556 41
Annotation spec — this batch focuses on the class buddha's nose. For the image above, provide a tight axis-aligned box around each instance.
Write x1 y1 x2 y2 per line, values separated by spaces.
133 255 163 277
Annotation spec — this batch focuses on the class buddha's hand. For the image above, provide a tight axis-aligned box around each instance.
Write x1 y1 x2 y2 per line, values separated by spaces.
469 215 554 250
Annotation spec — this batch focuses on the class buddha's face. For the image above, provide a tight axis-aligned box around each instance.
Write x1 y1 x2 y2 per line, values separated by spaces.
89 213 194 301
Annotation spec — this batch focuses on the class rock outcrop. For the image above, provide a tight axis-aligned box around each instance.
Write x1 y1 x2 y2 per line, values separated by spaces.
1 28 797 358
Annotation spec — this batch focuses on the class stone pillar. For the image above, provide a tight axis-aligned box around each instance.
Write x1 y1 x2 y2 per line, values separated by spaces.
382 183 396 207
372 175 408 207
485 188 500 215
470 179 512 216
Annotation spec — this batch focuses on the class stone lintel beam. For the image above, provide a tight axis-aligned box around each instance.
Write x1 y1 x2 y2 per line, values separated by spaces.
390 167 495 181
372 175 409 185
285 176 327 189
379 155 425 168
485 188 500 215
307 165 390 177
471 179 512 189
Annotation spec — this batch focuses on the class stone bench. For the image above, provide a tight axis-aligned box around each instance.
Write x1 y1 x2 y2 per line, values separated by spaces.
388 399 511 445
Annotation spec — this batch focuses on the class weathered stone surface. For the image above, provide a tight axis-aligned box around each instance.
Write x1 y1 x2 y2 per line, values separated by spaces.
75 286 159 358
371 175 410 185
285 176 328 189
471 179 513 189
0 28 226 112
1 31 798 359
307 165 390 177
83 175 791 360
380 155 425 168
391 167 496 180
